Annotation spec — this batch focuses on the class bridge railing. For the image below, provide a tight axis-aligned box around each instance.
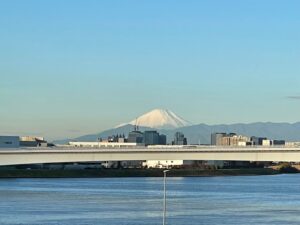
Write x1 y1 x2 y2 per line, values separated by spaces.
1 145 300 153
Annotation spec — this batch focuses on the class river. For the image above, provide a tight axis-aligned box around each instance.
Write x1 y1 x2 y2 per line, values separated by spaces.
0 174 300 225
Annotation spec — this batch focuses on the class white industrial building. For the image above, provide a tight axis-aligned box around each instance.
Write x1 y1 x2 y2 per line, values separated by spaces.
262 139 272 146
20 136 47 147
69 141 143 148
143 160 194 168
286 142 300 147
20 136 44 141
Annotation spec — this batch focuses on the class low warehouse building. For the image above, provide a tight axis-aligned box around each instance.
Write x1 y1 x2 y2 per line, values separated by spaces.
0 136 20 148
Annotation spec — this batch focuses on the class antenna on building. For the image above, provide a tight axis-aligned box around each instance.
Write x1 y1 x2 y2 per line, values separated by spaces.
134 119 137 131
134 117 139 131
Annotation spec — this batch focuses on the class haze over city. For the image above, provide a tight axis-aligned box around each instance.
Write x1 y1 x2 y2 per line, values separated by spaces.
1 0 300 140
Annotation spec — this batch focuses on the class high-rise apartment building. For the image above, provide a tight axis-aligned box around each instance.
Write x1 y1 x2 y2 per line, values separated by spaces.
173 132 187 145
211 133 250 146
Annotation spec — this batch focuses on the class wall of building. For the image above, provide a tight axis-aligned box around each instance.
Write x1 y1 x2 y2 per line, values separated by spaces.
226 135 249 146
286 142 300 147
69 141 141 148
211 133 225 145
143 160 194 168
20 136 44 141
127 131 144 143
0 136 20 148
144 131 160 145
262 140 272 146
173 132 187 145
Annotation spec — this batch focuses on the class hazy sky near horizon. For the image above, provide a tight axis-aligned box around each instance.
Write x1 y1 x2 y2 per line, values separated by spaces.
1 0 300 140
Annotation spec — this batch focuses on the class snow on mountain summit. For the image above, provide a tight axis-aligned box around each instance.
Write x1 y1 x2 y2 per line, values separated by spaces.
118 109 191 129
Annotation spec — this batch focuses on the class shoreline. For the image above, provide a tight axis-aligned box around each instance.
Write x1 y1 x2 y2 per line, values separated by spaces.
0 168 286 178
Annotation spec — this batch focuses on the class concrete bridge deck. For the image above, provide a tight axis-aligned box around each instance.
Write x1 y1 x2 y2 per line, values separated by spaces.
1 146 300 166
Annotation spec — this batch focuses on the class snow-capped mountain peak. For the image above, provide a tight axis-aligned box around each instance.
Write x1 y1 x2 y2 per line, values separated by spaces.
117 109 191 129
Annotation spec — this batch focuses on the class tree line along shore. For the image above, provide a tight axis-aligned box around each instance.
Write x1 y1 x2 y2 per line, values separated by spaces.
0 167 297 178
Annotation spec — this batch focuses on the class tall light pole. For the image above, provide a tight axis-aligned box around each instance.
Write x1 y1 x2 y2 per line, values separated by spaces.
163 169 170 225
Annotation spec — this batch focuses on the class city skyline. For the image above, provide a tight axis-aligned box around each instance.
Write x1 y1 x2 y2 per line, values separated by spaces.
1 0 300 140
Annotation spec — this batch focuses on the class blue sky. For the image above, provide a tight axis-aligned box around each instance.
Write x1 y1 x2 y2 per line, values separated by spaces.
1 0 300 140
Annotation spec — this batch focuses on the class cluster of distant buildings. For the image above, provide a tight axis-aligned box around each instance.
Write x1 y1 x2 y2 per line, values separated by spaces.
211 133 286 147
69 130 187 148
67 129 189 169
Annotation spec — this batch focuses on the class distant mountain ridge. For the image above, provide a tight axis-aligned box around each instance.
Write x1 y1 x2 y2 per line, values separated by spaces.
54 122 300 145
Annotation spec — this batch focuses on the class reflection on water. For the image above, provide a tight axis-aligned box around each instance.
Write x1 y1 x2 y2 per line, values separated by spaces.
1 174 300 224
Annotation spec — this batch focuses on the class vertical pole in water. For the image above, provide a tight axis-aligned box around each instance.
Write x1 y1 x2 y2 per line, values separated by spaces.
163 170 170 225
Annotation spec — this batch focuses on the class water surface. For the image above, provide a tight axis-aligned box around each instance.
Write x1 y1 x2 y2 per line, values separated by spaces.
0 174 300 224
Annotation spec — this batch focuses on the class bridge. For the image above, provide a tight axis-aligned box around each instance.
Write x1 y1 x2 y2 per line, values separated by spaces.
1 146 300 166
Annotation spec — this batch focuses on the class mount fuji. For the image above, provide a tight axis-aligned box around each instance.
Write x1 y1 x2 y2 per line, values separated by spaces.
117 109 191 129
